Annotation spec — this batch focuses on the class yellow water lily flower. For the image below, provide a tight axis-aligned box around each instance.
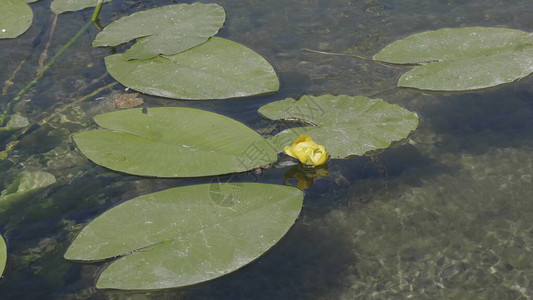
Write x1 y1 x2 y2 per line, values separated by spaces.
284 135 328 166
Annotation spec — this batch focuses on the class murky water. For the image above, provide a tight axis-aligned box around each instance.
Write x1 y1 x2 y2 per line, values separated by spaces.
1 0 533 299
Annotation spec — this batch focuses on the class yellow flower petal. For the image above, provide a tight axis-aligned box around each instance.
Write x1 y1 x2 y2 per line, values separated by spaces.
294 149 312 165
292 135 312 147
284 135 329 166
283 146 297 158
312 146 328 166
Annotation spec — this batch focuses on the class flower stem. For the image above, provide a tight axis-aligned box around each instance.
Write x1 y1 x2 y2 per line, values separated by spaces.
91 0 104 22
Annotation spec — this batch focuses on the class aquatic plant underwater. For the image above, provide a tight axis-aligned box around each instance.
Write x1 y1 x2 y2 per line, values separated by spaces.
1 0 533 293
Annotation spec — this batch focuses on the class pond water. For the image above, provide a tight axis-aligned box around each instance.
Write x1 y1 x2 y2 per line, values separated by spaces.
1 0 533 299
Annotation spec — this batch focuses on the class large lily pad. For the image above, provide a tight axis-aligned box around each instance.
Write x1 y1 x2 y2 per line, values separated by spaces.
373 27 533 91
0 171 56 213
0 234 5 277
93 3 225 60
51 0 112 14
73 107 278 177
258 95 419 158
0 0 33 39
104 37 279 100
65 183 303 290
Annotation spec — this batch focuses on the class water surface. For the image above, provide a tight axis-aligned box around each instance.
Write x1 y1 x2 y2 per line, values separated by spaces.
1 0 533 299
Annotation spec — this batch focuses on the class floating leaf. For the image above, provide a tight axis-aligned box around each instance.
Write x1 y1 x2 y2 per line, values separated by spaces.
104 37 279 100
0 0 33 39
373 27 533 91
0 234 5 277
65 183 303 290
0 171 56 213
93 3 225 60
258 95 419 158
73 107 278 177
51 0 112 14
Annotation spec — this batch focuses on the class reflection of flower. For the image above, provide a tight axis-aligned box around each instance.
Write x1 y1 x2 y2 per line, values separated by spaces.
285 163 329 190
284 135 328 166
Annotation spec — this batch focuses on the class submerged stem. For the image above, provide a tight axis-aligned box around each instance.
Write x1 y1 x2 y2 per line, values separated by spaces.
0 0 111 159
0 20 93 126
302 48 371 61
35 14 59 75
303 48 407 69
0 1 105 126
3 81 118 153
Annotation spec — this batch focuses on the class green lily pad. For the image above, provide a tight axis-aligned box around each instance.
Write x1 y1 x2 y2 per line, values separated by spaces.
258 95 419 158
73 107 278 177
0 0 33 39
0 171 56 213
373 27 533 91
93 3 225 60
0 234 6 277
51 0 112 14
104 37 279 100
65 183 303 290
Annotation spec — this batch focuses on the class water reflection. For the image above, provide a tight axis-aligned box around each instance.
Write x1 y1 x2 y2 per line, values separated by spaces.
284 163 328 191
